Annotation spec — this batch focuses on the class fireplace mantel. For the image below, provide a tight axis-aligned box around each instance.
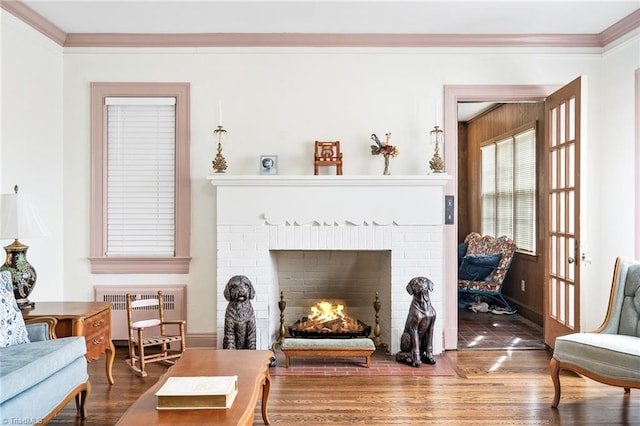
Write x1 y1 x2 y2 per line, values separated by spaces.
209 173 451 353
207 174 451 187
208 174 452 226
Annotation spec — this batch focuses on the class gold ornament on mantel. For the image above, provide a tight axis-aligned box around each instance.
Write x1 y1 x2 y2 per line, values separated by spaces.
429 125 444 173
212 125 228 173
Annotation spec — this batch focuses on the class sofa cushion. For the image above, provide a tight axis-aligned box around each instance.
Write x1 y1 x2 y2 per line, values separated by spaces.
554 333 640 382
459 253 502 281
0 336 87 404
0 271 29 347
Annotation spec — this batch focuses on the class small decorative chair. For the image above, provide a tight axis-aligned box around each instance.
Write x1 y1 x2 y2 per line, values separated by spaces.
550 256 640 407
314 141 343 175
125 291 186 377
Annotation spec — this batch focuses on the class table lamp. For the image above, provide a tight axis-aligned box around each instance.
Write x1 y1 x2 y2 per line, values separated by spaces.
0 185 49 309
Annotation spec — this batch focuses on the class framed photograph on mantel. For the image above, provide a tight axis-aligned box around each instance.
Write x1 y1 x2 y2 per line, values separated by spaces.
260 155 278 175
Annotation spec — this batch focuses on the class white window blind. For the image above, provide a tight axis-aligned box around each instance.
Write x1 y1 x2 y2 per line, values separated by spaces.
106 97 176 256
481 144 496 236
480 127 536 254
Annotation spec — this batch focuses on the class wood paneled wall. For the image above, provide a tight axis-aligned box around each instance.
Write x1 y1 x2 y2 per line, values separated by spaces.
458 103 546 325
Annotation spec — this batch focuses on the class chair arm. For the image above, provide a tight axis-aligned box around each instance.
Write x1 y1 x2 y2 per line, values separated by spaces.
24 316 58 341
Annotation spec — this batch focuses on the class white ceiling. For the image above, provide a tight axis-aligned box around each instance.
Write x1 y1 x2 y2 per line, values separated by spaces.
20 1 639 35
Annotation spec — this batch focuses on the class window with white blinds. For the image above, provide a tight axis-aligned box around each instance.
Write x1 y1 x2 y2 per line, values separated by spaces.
480 127 537 254
105 97 176 256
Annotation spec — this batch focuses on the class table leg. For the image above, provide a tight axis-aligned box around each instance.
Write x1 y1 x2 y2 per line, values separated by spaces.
261 372 271 425
105 339 115 385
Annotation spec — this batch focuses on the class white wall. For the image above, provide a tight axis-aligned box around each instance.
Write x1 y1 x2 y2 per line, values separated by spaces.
581 34 640 330
2 10 638 336
0 11 64 301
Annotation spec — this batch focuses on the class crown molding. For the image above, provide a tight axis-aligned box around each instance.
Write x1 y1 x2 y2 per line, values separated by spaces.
1 0 66 45
2 1 638 49
63 32 606 49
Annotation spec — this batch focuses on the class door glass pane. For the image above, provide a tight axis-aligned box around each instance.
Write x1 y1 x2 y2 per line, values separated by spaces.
551 193 557 232
569 98 575 141
568 144 575 187
568 237 575 281
559 147 566 189
551 278 557 317
551 107 557 147
551 236 557 274
560 281 566 322
568 284 575 328
551 151 557 190
560 103 566 144
568 190 575 233
559 192 565 233
559 236 565 278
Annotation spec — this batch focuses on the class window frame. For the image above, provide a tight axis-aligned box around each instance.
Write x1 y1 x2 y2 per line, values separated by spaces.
480 122 537 255
89 82 191 273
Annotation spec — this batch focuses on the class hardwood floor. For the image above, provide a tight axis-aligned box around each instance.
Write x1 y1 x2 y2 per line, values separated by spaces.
48 346 640 425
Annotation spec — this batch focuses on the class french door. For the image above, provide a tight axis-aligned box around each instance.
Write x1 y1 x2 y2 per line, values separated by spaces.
544 77 582 347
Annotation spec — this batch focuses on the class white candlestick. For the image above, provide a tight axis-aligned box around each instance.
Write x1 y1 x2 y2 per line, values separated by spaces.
218 100 223 126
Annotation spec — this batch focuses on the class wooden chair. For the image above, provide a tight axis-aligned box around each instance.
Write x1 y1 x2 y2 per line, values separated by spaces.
314 141 343 175
550 256 640 407
125 291 186 377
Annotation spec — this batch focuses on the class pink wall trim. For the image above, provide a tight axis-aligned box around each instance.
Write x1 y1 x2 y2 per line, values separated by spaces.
601 9 640 46
441 84 560 350
1 0 66 45
63 32 603 48
3 1 638 48
636 69 640 259
88 82 191 274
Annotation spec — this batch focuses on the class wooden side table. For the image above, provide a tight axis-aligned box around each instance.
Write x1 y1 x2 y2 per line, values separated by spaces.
22 301 116 385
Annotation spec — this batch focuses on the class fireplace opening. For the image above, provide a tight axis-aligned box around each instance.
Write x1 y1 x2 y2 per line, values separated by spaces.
288 300 372 338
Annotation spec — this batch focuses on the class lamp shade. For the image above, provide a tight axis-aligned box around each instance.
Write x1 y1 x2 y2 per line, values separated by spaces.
0 188 49 240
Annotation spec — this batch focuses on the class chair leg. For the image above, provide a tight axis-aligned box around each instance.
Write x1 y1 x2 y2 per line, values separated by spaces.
550 357 561 408
138 343 147 377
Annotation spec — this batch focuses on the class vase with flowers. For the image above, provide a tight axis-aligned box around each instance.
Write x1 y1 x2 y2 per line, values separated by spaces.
370 132 398 175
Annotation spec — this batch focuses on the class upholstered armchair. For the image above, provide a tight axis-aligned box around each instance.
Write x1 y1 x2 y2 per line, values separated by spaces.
550 256 640 407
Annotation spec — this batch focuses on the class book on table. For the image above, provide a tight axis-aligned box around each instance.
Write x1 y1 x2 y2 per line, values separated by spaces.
155 376 238 410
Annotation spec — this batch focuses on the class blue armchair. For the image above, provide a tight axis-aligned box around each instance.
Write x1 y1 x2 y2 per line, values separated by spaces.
550 256 640 407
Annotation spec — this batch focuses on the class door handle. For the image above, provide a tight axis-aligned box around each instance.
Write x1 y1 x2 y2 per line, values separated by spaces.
568 257 575 264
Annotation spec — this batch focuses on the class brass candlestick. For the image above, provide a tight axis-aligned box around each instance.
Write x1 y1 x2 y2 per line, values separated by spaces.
212 125 228 173
429 125 444 173
271 291 287 357
373 292 390 354
373 292 381 346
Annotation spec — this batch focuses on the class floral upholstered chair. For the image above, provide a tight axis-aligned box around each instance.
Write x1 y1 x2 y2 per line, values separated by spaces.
457 232 517 312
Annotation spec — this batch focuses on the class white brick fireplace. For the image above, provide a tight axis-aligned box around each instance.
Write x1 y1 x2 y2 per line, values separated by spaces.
208 175 450 354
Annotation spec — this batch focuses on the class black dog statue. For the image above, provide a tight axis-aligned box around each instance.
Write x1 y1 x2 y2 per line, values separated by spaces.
223 275 257 350
396 276 437 367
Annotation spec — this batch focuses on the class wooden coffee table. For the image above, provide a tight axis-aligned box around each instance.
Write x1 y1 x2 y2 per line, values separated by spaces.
117 348 273 425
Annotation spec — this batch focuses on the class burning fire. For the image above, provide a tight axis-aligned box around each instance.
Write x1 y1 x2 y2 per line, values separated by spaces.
293 301 365 334
309 301 346 322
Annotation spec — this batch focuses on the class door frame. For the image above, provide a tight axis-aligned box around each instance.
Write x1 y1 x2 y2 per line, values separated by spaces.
442 84 560 350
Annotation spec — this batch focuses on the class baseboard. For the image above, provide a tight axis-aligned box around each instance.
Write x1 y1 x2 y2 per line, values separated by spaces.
505 298 543 327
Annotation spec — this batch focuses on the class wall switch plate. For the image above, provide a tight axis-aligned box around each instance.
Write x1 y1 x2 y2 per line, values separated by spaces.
444 195 454 225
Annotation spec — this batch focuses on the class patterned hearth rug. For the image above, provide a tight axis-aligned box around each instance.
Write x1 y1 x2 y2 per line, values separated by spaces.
269 346 458 377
